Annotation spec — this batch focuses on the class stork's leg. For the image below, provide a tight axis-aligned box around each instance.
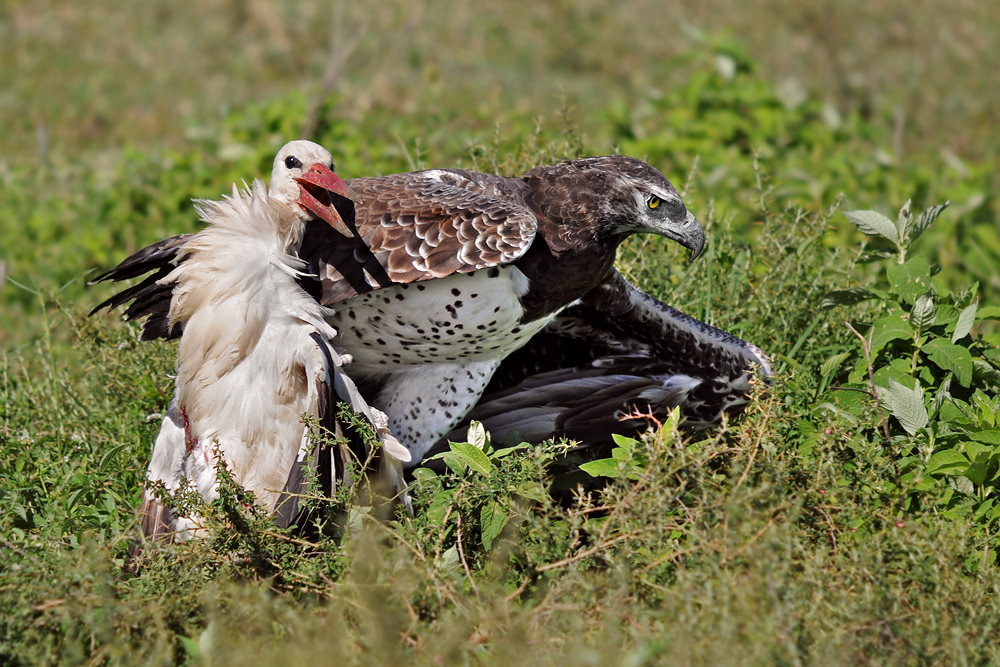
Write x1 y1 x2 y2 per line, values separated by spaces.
373 360 500 465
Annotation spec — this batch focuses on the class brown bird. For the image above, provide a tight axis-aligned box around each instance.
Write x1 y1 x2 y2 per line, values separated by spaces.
97 155 719 466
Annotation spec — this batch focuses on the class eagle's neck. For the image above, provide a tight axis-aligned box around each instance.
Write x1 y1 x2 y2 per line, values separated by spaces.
514 218 622 323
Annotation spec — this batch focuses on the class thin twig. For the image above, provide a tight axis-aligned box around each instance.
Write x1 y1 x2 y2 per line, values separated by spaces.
722 518 775 565
455 511 480 599
536 530 645 572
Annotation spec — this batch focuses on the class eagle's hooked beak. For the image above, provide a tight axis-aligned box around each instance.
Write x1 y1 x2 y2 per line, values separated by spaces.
295 164 361 238
674 211 706 262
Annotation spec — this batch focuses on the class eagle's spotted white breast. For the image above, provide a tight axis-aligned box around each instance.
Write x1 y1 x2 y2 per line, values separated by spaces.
329 266 556 461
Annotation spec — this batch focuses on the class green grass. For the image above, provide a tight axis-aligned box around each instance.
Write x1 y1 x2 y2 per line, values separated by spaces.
3 1 1000 664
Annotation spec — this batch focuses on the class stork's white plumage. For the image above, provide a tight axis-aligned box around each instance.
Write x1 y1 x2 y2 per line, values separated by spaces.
114 140 410 543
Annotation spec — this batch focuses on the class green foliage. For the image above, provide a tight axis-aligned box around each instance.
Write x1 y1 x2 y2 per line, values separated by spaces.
817 199 1000 566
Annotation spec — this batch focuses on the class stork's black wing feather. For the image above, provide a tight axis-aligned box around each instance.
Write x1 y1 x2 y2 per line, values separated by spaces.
89 234 190 341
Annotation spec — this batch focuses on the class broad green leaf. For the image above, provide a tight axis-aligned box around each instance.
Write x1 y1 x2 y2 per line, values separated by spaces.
467 421 487 450
951 301 978 343
924 449 970 476
911 293 935 335
449 441 494 476
820 288 883 310
924 339 974 387
492 443 530 458
439 545 461 571
970 431 1000 446
976 305 1000 320
909 201 950 244
964 461 988 487
896 199 913 243
886 255 932 304
580 458 625 479
480 500 509 550
881 378 928 436
869 315 913 356
820 351 852 378
972 359 1000 388
611 433 639 450
932 375 952 417
844 209 899 244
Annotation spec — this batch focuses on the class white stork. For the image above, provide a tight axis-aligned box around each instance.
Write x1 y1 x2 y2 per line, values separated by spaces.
95 140 410 543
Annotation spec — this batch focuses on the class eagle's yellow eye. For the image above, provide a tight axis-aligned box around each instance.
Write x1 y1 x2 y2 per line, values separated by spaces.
647 196 661 210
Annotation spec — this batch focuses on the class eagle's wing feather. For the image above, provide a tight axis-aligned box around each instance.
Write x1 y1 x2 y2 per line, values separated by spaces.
302 170 537 305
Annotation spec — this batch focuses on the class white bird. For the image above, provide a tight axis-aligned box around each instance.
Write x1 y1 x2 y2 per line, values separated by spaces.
93 140 410 544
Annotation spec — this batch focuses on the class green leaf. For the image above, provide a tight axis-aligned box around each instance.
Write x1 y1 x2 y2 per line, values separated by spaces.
880 378 928 436
924 449 970 476
449 441 494 476
467 421 487 450
952 301 978 343
886 255 932 304
611 433 639 450
492 443 530 458
909 201 950 244
820 351 852 378
976 306 1000 320
972 359 1000 387
896 199 913 243
439 545 461 571
970 431 1000 446
924 339 974 387
579 458 625 479
869 315 913 356
911 293 935 335
844 209 899 244
480 500 509 550
820 288 883 310
964 461 989 487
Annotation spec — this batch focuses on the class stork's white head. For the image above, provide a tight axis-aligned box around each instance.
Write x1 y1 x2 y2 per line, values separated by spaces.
268 140 358 237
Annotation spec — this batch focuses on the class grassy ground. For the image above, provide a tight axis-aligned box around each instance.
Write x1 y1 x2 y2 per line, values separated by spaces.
3 1 1000 664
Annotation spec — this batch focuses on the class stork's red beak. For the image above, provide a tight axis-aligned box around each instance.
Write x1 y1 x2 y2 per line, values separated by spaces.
295 163 360 237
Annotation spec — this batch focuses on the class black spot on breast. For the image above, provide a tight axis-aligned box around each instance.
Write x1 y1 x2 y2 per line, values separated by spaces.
417 285 426 291
488 267 500 278
451 288 461 296
395 294 405 301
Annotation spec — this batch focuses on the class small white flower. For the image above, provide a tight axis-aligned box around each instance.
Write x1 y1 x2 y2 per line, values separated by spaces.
146 412 163 423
